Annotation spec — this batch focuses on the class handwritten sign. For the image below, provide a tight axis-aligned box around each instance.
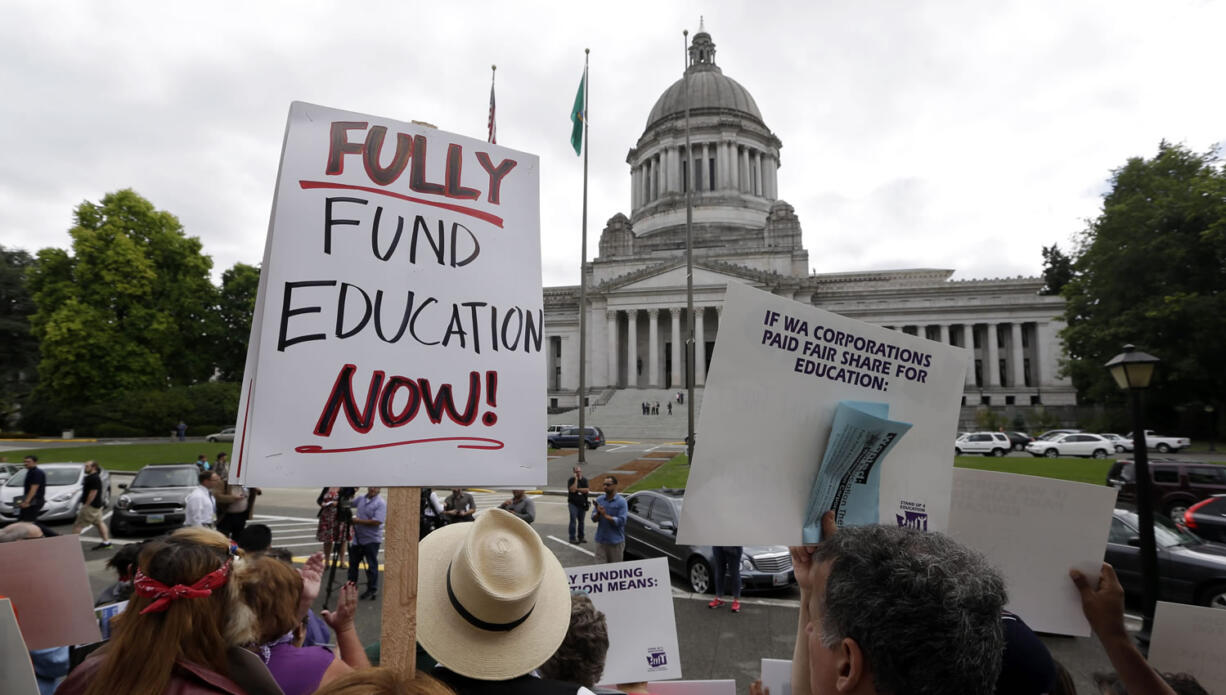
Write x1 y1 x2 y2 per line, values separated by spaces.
1149 601 1226 690
0 535 101 649
947 468 1117 636
678 282 968 545
233 102 543 487
0 599 39 695
565 558 681 685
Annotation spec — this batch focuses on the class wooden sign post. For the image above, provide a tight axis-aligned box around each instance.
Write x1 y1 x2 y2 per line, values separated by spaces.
380 486 421 676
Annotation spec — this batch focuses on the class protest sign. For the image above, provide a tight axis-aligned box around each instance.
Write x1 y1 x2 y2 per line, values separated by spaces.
761 658 792 695
1149 601 1226 690
0 598 39 695
232 101 543 488
947 468 1117 636
564 557 681 684
0 535 101 649
678 282 969 545
95 601 128 640
650 681 736 695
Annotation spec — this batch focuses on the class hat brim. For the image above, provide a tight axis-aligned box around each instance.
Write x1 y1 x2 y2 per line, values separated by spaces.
417 517 571 680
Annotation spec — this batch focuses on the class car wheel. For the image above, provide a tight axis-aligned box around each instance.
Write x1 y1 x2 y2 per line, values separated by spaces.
547 440 557 449
954 447 962 456
1166 501 1192 521
1013 443 1024 452
207 436 217 443
992 448 1006 457
587 440 597 450
1197 583 1226 609
1156 443 1171 453
1044 448 1058 458
1115 445 1125 453
688 557 713 594
1093 449 1107 459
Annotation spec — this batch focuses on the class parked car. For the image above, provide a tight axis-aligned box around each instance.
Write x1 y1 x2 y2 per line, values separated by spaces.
1036 429 1081 441
1106 507 1226 609
546 424 575 435
1026 433 1113 459
206 427 236 443
622 488 794 593
1099 433 1135 453
0 463 19 485
954 432 1012 457
1004 431 1034 452
547 426 606 450
1107 458 1226 519
0 463 111 523
110 464 200 535
1126 430 1191 454
1184 495 1226 544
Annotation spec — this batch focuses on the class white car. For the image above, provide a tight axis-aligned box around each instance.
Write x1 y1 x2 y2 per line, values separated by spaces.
1099 433 1134 453
546 424 575 435
955 432 1012 457
1026 433 1113 459
0 463 111 522
206 427 235 443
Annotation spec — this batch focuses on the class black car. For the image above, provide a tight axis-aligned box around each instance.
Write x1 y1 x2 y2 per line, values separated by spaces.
1185 495 1226 544
622 489 794 594
1106 507 1226 609
547 426 606 450
1004 431 1033 452
111 464 200 535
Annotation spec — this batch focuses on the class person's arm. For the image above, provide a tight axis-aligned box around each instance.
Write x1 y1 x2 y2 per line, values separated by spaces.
429 492 444 516
578 479 590 494
1070 563 1177 695
514 499 536 524
82 487 97 507
297 552 325 620
610 499 627 530
21 483 40 507
790 511 836 695
321 582 371 673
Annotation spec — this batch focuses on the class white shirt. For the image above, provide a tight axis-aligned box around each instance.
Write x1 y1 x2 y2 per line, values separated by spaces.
184 485 215 526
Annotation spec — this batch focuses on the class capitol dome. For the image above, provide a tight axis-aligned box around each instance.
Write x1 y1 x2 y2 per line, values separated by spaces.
645 66 764 130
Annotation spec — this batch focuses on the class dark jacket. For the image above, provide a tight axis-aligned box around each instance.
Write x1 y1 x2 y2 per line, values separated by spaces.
57 645 284 695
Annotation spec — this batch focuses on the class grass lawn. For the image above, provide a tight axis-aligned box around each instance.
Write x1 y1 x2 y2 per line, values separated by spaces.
0 443 233 472
625 454 690 492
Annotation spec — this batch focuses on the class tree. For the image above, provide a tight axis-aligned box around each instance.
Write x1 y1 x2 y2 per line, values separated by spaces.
26 190 219 421
0 245 38 424
1040 244 1073 296
1061 142 1226 409
215 262 260 381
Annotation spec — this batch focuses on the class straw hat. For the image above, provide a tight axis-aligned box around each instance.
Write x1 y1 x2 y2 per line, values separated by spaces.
417 508 571 680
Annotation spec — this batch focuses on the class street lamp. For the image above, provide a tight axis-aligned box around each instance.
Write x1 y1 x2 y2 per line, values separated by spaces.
1105 344 1160 647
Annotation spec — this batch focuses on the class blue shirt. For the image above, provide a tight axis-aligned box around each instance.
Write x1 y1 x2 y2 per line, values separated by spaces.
591 494 628 545
354 493 387 545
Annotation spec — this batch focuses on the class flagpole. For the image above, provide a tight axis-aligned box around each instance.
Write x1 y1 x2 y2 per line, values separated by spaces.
487 65 496 143
577 49 590 465
683 30 696 465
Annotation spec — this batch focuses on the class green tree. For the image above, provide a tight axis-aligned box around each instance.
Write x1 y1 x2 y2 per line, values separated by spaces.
215 262 260 381
1061 142 1226 410
0 245 38 424
1040 244 1073 296
26 190 219 422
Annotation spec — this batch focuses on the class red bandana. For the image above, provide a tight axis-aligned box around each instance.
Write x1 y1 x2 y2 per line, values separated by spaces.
133 559 232 615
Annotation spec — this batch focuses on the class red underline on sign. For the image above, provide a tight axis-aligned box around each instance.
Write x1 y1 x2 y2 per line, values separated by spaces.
294 437 505 454
297 180 504 228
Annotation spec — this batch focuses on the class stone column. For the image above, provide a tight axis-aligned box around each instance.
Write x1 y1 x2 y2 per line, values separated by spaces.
631 167 639 209
670 308 682 388
740 147 749 192
763 155 776 199
695 307 707 385
606 310 618 387
1010 322 1025 387
728 144 739 191
754 151 764 196
626 309 638 388
669 146 679 193
648 309 660 387
1035 322 1050 386
984 322 999 387
965 324 977 387
938 323 950 344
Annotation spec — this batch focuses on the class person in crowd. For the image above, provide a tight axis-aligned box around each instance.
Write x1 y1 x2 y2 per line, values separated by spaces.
538 593 609 690
567 466 590 544
56 527 283 695
417 509 588 694
216 483 251 539
18 454 46 522
591 476 628 564
310 667 456 695
0 521 44 542
176 420 187 441
72 460 112 549
443 487 477 523
317 486 353 568
996 610 1057 695
421 487 446 539
1071 562 1206 695
185 470 219 527
708 546 743 613
789 511 1007 695
349 487 386 600
499 489 536 524
237 524 273 554
196 454 211 471
229 554 370 695
95 540 149 606
214 452 230 480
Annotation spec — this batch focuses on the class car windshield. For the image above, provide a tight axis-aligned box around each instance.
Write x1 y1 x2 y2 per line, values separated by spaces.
4 467 81 487
1118 509 1202 548
132 468 198 488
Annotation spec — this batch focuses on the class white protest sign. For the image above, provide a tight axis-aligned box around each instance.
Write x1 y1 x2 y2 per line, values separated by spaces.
761 658 792 695
946 468 1117 636
0 535 101 650
564 557 680 684
233 101 543 487
0 599 39 695
1149 601 1226 690
649 681 736 695
678 282 968 545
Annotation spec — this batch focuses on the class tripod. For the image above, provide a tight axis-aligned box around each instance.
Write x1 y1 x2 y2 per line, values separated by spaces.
322 499 355 610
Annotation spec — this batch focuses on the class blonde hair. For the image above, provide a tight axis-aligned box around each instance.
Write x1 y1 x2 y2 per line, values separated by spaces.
228 553 304 645
310 667 456 695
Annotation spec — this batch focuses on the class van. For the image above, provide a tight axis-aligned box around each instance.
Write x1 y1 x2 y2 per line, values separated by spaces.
1107 458 1226 519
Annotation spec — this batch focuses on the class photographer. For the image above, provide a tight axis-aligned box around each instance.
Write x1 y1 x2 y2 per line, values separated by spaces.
316 486 356 567
349 487 386 600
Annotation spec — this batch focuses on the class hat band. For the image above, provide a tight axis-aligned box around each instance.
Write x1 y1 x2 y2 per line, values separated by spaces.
446 562 535 632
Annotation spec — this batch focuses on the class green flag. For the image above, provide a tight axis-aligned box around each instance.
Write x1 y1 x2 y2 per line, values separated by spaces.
570 72 585 156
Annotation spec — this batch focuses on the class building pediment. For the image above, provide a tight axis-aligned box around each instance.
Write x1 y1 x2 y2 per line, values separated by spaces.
600 260 769 294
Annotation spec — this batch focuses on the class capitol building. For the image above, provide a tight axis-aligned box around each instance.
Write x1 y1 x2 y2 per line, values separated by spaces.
543 29 1075 417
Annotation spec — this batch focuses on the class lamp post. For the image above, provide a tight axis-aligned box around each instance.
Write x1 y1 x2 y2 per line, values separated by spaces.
1105 344 1160 646
1206 405 1216 452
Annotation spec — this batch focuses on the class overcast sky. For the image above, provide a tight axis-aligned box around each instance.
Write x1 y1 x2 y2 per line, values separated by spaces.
2 0 1222 288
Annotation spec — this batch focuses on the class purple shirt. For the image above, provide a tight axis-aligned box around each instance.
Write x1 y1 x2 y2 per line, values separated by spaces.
354 493 386 545
265 643 333 695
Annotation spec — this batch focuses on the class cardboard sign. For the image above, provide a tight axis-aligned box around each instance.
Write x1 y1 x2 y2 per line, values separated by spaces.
946 468 1117 636
649 681 736 695
0 535 102 649
1149 601 1226 690
95 601 128 640
564 558 681 684
233 102 543 487
0 599 40 695
761 658 792 695
678 282 969 545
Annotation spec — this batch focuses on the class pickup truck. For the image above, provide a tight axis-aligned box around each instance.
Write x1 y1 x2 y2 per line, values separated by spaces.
1127 430 1192 453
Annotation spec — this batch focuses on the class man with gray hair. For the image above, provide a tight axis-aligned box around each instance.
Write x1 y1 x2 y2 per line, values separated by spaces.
790 514 1007 695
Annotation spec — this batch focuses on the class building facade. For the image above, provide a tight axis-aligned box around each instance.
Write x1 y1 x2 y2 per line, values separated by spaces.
544 29 1075 412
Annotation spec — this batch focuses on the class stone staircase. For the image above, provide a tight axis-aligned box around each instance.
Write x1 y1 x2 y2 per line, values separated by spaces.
547 388 706 441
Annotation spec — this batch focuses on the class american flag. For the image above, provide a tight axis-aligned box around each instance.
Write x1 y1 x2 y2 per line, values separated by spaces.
487 67 496 144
